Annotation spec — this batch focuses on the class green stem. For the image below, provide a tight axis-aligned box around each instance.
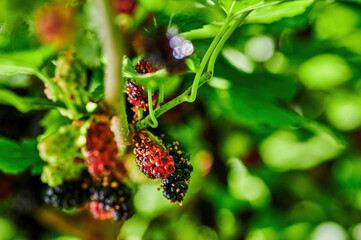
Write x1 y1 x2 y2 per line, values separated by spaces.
186 16 233 103
157 84 164 109
207 11 251 73
36 69 81 118
147 88 158 128
94 0 129 148
136 72 212 130
145 130 166 151
138 107 144 120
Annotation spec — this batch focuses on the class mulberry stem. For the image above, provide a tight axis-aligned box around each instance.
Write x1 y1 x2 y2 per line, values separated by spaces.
147 88 158 128
93 0 129 153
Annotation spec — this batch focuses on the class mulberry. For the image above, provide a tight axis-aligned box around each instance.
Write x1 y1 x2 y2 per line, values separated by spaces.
85 121 118 176
112 0 137 15
34 1 76 47
44 172 91 209
133 134 175 179
89 201 114 220
89 177 134 221
162 142 193 204
127 58 158 109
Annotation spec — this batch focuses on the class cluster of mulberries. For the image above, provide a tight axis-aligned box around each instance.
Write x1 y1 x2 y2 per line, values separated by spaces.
132 132 193 203
44 172 135 221
85 121 118 176
89 177 134 221
133 133 175 179
161 142 193 204
44 172 92 209
127 58 158 110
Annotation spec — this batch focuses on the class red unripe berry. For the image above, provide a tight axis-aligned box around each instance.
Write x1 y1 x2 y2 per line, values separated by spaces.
34 1 76 48
112 0 137 15
127 59 158 109
134 140 175 179
85 122 118 176
89 201 114 220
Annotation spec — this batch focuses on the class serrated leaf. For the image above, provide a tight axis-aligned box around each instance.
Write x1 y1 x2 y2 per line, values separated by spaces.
246 0 315 23
0 138 43 175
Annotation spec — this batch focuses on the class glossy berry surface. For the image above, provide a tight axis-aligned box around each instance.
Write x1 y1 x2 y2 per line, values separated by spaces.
127 58 158 109
89 201 114 220
162 142 193 204
134 137 175 179
112 0 137 15
89 177 134 221
127 80 147 109
44 172 91 209
85 121 118 176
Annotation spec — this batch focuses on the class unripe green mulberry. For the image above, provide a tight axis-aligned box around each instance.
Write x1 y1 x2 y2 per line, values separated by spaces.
41 162 86 187
38 125 80 165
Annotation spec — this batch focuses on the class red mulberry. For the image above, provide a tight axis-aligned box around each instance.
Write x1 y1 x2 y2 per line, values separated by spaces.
85 121 118 176
133 134 175 179
89 201 114 220
34 1 76 47
112 0 137 15
127 59 158 109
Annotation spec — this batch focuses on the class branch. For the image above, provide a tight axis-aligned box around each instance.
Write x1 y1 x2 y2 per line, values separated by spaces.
136 72 212 130
94 0 129 148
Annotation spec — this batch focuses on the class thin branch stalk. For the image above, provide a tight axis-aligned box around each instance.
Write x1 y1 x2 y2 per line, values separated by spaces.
94 0 129 147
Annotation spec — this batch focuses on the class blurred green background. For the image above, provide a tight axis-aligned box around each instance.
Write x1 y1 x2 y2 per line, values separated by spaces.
1 0 361 239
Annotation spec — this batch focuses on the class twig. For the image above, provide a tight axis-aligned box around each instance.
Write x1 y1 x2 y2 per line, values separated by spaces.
136 72 212 130
94 0 129 151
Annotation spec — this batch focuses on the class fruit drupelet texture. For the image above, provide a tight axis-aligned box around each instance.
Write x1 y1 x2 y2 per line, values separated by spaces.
133 135 175 179
89 177 135 221
127 58 158 109
162 142 193 204
44 172 92 209
85 121 118 176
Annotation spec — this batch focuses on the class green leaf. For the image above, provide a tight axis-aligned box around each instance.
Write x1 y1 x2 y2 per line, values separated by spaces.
0 74 31 88
38 110 72 141
246 0 315 23
0 45 55 69
260 126 343 171
0 88 64 112
75 30 102 67
89 69 105 102
216 0 280 15
122 56 169 89
90 85 105 102
201 82 302 129
0 138 43 175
